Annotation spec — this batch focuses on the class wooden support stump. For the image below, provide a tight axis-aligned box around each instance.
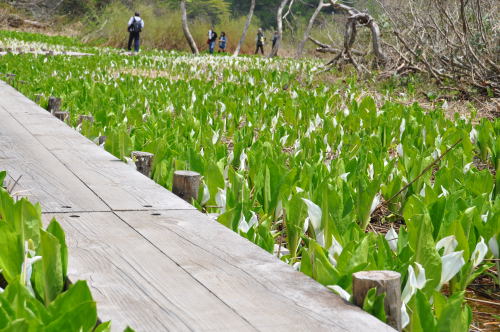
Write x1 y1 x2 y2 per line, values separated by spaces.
53 111 69 122
98 136 107 146
131 151 154 177
353 270 402 331
78 115 94 125
172 171 201 203
47 97 61 113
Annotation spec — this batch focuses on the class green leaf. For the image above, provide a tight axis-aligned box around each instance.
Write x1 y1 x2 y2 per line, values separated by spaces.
337 236 370 276
45 281 96 331
362 288 386 323
0 171 5 186
436 292 468 332
0 222 23 283
300 240 340 286
18 199 42 248
405 197 442 294
44 301 96 332
32 230 63 305
413 290 437 332
1 281 48 326
46 219 68 278
0 319 29 332
95 322 112 332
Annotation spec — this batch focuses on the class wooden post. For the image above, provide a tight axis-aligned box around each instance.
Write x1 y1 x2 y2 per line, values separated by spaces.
53 111 69 122
172 171 201 203
6 74 16 83
131 151 154 177
47 97 61 113
98 136 107 146
352 270 402 331
78 115 94 125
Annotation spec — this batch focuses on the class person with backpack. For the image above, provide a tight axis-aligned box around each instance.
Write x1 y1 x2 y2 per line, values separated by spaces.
255 28 265 55
218 32 227 53
208 29 218 54
127 12 144 52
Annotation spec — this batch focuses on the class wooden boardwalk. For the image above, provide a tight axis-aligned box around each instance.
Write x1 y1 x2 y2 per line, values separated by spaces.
0 80 394 332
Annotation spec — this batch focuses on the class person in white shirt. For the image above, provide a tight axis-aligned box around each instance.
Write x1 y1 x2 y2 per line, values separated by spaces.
127 12 145 52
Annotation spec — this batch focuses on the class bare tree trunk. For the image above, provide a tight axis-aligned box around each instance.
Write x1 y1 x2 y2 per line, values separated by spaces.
296 0 329 58
233 0 256 56
323 1 386 69
180 0 199 55
269 0 290 57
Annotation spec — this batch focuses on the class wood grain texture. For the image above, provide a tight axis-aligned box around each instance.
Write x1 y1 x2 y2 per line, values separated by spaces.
117 210 395 332
42 212 255 332
172 170 201 202
0 81 194 211
0 107 108 213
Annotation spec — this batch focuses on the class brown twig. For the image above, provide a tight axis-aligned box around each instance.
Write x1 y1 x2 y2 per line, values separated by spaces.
386 139 463 204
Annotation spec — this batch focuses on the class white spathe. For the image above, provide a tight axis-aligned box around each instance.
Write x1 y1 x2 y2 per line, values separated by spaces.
327 285 351 302
440 251 465 286
488 235 499 258
385 227 398 252
401 263 427 304
401 304 410 329
436 235 458 256
301 198 322 235
471 237 488 268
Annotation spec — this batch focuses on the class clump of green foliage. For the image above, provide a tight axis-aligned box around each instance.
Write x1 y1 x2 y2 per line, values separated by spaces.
0 171 131 331
0 31 498 331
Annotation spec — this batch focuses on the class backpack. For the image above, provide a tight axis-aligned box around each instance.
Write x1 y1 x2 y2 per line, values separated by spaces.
128 17 142 33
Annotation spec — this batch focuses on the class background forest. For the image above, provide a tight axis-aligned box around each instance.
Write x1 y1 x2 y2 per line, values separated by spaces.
1 0 375 55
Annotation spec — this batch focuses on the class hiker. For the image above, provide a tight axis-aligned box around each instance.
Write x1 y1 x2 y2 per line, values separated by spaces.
127 12 144 52
255 28 265 55
208 29 218 54
218 32 227 53
272 31 279 49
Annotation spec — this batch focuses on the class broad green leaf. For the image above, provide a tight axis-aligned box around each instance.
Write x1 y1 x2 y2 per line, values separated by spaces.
0 222 23 283
32 230 63 305
46 219 68 278
362 288 386 323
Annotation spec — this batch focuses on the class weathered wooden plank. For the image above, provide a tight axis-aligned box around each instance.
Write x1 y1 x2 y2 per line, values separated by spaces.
0 107 108 213
0 81 194 211
117 210 394 332
42 212 256 332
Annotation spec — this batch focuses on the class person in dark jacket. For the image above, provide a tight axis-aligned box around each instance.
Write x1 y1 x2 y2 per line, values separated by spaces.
127 12 144 52
255 28 265 55
208 29 218 54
